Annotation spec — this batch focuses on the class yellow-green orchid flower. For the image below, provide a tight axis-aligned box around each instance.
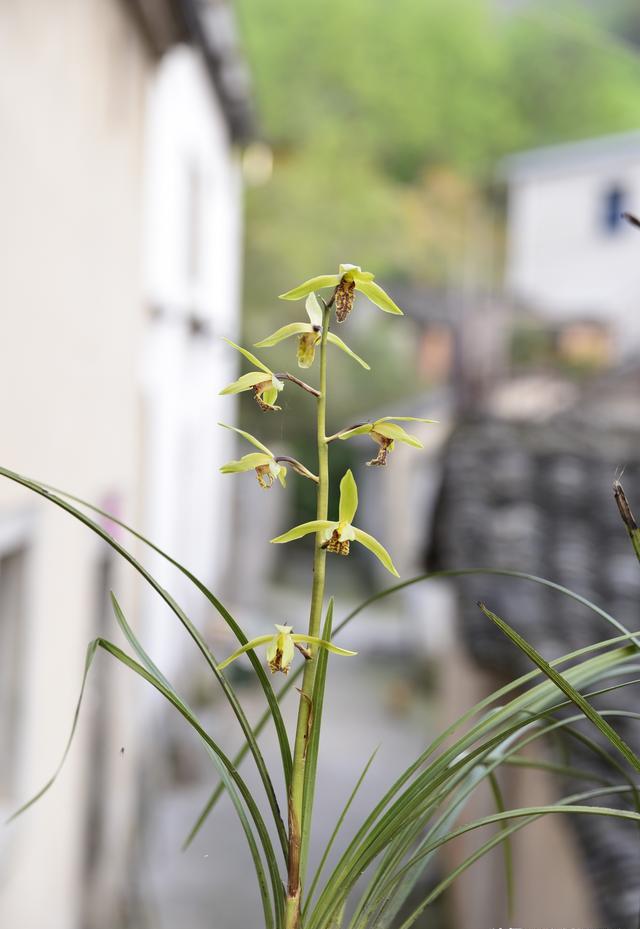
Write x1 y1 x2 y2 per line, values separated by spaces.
218 423 287 489
219 338 285 411
279 264 403 323
255 294 370 370
335 416 437 467
271 470 399 576
217 623 357 675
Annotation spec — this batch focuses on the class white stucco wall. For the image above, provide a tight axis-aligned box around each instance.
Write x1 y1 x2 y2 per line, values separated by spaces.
140 45 243 674
505 135 640 353
0 2 152 926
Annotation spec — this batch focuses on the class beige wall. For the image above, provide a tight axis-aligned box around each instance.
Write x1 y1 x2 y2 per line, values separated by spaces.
0 2 152 926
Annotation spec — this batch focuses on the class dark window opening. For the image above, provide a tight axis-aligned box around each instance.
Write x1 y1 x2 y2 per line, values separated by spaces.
602 184 627 234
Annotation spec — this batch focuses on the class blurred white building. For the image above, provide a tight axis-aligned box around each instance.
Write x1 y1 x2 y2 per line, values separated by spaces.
0 2 251 927
503 130 640 360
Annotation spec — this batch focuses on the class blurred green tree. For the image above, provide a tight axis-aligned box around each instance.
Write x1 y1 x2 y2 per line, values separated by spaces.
234 0 640 439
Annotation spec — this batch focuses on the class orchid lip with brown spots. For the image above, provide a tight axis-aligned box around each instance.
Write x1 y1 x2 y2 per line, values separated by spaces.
321 529 351 556
252 382 281 411
335 278 356 323
367 433 393 466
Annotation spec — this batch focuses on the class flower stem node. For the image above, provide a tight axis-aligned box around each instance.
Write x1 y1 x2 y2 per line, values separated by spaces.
279 264 404 321
216 623 357 675
271 469 399 576
255 294 370 370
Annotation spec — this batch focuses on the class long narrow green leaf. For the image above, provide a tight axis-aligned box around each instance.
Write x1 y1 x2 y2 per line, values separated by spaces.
6 638 100 822
111 593 170 687
487 771 514 921
502 756 611 783
185 565 638 846
517 703 640 813
308 641 639 929
362 672 640 928
96 637 286 928
356 673 640 929
354 764 486 929
110 594 275 929
300 599 334 889
348 673 640 929
0 466 289 860
359 695 640 929
40 475 293 790
395 784 637 929
479 601 640 772
8 635 283 929
336 568 640 650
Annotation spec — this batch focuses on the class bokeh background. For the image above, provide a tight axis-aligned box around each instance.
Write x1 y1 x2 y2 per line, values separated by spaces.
2 1 640 927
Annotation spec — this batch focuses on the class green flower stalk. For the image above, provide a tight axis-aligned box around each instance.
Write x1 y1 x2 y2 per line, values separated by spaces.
330 416 437 466
256 294 370 370
217 623 357 675
279 263 404 322
8 251 640 929
207 272 409 924
271 469 399 576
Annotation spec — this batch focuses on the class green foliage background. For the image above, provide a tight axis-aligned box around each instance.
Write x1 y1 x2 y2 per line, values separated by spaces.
233 0 640 452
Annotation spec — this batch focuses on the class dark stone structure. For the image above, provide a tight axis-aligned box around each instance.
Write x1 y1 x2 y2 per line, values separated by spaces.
428 414 640 928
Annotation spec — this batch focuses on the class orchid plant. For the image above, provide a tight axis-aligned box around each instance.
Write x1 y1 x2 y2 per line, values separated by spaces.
4 263 640 929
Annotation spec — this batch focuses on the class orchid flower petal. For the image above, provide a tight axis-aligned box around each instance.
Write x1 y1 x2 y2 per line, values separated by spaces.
219 371 269 395
353 527 399 576
337 423 374 440
254 323 314 347
338 264 374 283
217 635 276 671
355 279 404 315
338 522 356 541
376 416 438 424
222 337 273 375
271 520 334 544
279 274 341 301
326 333 370 369
220 453 272 474
261 385 281 410
339 470 358 524
305 292 323 327
218 422 274 457
290 634 357 657
349 270 376 283
373 422 423 448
